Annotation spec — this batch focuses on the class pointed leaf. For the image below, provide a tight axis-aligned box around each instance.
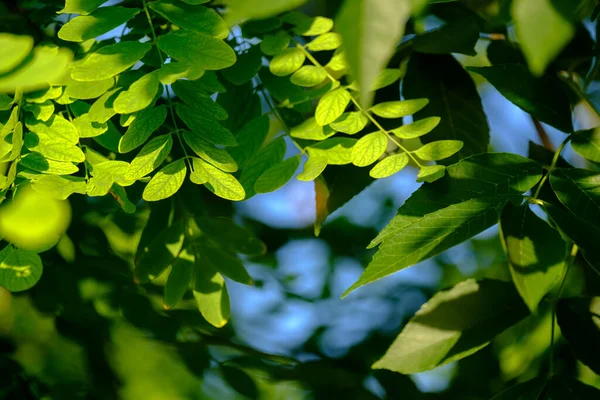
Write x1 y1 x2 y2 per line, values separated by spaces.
239 138 286 198
20 153 79 175
200 243 252 284
254 155 300 193
571 128 600 163
183 130 237 172
119 105 167 153
550 168 600 226
416 164 446 183
163 248 195 309
221 47 263 85
59 0 108 15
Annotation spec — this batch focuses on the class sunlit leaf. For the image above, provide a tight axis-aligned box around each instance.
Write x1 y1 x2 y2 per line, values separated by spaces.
225 0 307 26
72 113 108 138
192 157 245 201
570 128 600 163
369 152 409 178
308 137 357 165
315 88 351 126
269 47 306 77
0 33 34 75
58 0 107 15
297 155 328 181
142 159 187 201
254 155 300 193
127 134 173 180
65 77 114 100
290 117 336 140
118 105 168 153
193 258 230 328
370 99 428 119
391 117 440 139
306 33 343 52
71 41 152 81
58 7 139 42
149 0 228 39
290 66 328 87
183 130 237 172
330 111 368 134
414 140 464 161
351 131 387 167
113 72 160 114
176 103 236 146
157 30 236 70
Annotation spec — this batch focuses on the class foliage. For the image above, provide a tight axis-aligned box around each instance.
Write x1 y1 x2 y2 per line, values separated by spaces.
1 0 600 398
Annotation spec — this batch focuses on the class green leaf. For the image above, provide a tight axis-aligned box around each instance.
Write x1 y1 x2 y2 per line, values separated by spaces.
127 134 173 180
29 175 87 200
307 137 357 165
194 216 265 256
193 259 230 328
221 47 263 85
163 247 195 309
239 137 286 198
255 155 300 193
135 220 185 284
512 0 575 76
306 33 343 52
297 155 328 181
157 30 236 70
468 65 573 132
157 62 205 85
369 152 409 178
149 0 228 39
72 113 108 138
172 80 228 120
142 159 187 201
344 153 542 296
491 378 546 400
373 279 529 373
292 15 334 36
0 46 73 93
118 105 168 153
330 111 368 135
182 130 238 172
109 184 136 214
315 88 351 126
71 41 152 82
403 53 489 163
269 47 305 77
23 101 54 122
0 33 33 75
351 131 387 167
93 121 121 152
336 0 417 107
550 168 600 227
369 99 428 119
113 72 160 114
20 153 79 175
414 140 464 161
88 89 119 123
25 86 63 103
290 66 328 87
499 203 565 311
260 30 291 55
24 119 84 163
544 376 600 398
228 115 270 169
391 117 440 139
556 296 600 374
176 103 237 146
87 161 135 196
199 243 252 284
192 158 245 201
290 117 336 141
416 164 446 183
58 7 139 42
571 128 600 163
25 114 78 144
58 0 106 15
225 0 307 26
0 246 43 292
65 77 114 100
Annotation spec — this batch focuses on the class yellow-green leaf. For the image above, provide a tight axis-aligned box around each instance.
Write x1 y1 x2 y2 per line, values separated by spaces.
149 0 228 39
142 159 187 201
269 47 305 77
370 152 409 178
315 88 351 126
290 65 327 87
192 157 245 201
414 140 464 161
417 164 446 183
307 137 356 165
330 111 368 134
297 155 327 181
351 131 387 167
58 7 139 42
306 32 343 52
260 30 290 55
183 130 237 172
72 113 108 138
20 153 79 175
127 134 173 180
118 105 168 153
113 72 160 114
65 77 114 100
193 259 230 328
290 117 336 140
391 117 441 139
0 33 33 75
370 99 429 118
255 155 300 193
176 103 236 146
157 30 236 70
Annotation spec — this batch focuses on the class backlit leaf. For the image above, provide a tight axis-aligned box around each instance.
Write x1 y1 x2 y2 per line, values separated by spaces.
306 33 343 52
157 30 236 70
330 111 368 134
58 7 139 42
119 105 167 153
143 159 187 201
308 137 357 165
71 41 152 81
192 158 245 201
370 99 428 119
290 117 336 140
255 155 300 193
269 48 306 77
65 77 114 100
571 128 600 163
193 258 229 328
414 140 464 161
260 31 291 55
113 72 160 114
369 152 408 178
183 130 238 172
20 153 79 175
176 103 237 146
315 88 351 126
416 164 446 183
59 0 107 15
127 134 173 180
391 117 440 139
0 34 33 75
72 113 108 138
351 131 387 167
290 66 328 87
297 155 328 181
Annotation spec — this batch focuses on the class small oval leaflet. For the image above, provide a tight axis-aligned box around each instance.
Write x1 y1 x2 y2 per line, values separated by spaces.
306 32 343 52
414 140 464 161
254 155 301 193
127 134 173 180
370 99 429 119
163 247 195 309
351 131 388 167
330 111 368 134
192 158 246 201
290 65 328 87
142 158 187 202
370 152 409 178
297 155 328 181
269 47 306 77
391 117 441 139
193 261 230 328
315 88 351 126
157 30 236 70
113 72 161 114
119 105 168 153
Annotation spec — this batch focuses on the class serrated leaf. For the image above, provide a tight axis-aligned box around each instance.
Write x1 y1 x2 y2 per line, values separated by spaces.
414 140 463 161
127 134 173 180
239 137 286 198
512 0 575 76
0 246 43 292
468 65 573 133
254 155 300 193
23 101 54 122
556 296 600 374
113 72 160 114
58 0 107 15
221 47 263 85
72 113 108 138
0 34 33 75
176 103 236 146
20 153 79 175
172 80 228 120
336 0 414 107
228 115 269 169
58 7 139 42
135 220 185 284
370 99 428 119
193 258 229 328
290 117 336 141
351 131 387 167
119 105 167 153
157 30 236 70
183 130 237 172
330 111 368 134
290 66 327 87
142 159 187 201
192 157 245 201
391 117 440 139
373 279 529 374
369 152 408 178
199 243 252 284
306 33 343 52
65 77 114 100
297 155 327 181
260 31 290 55
344 153 542 296
500 203 565 311
71 41 152 82
315 88 351 126
403 54 489 163
571 128 600 162
163 247 195 309
269 47 305 77
308 137 357 165
149 0 228 39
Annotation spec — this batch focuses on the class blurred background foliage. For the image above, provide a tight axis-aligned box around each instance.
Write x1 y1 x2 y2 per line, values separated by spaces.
2 0 600 399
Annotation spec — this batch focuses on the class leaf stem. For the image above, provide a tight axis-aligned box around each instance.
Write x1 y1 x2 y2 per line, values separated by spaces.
549 244 578 376
531 136 571 200
142 0 193 172
293 40 422 167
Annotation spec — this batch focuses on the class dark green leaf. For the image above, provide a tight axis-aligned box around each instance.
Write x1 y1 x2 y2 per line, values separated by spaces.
134 220 185 284
149 0 228 38
0 246 43 292
163 248 195 309
176 103 237 146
